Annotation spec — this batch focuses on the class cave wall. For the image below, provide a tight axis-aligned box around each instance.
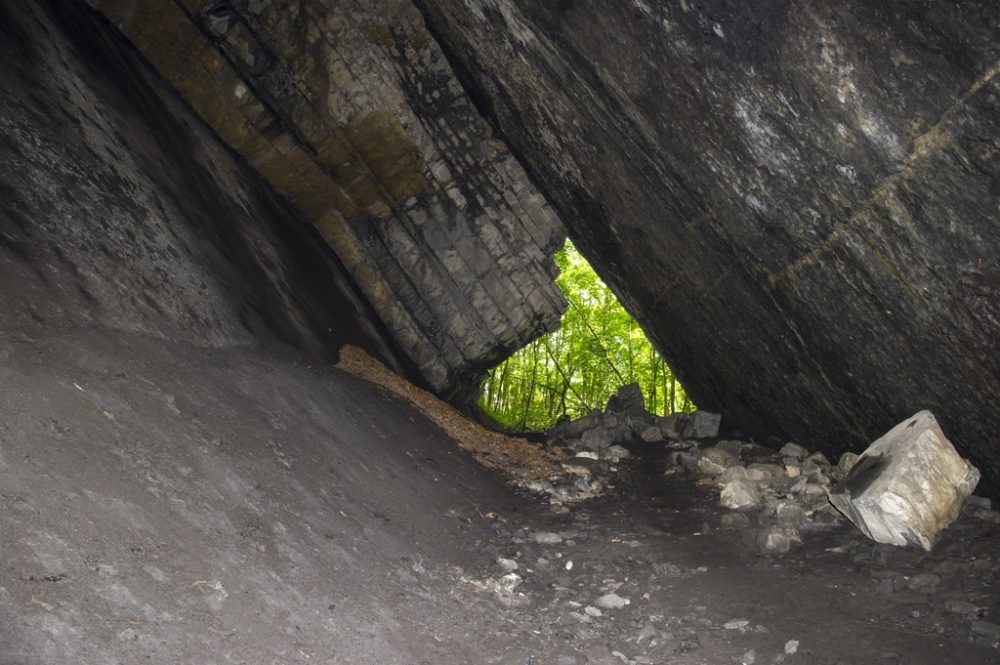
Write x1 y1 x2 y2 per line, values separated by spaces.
413 1 1000 488
87 0 567 401
0 0 399 365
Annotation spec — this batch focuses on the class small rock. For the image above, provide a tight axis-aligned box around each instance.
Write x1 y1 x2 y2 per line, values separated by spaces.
697 447 739 476
784 639 799 655
640 425 664 443
724 618 750 630
581 426 618 450
837 452 859 475
497 572 522 593
720 513 752 529
741 648 757 664
532 531 563 544
779 442 809 459
497 557 519 572
783 458 802 478
758 528 791 555
806 451 831 467
584 605 603 617
776 503 806 528
594 593 629 609
637 623 657 641
688 411 722 439
945 599 982 616
971 621 1000 642
602 444 631 460
720 479 762 509
574 451 599 460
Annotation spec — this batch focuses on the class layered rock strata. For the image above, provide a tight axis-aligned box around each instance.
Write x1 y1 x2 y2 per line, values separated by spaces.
416 0 1000 488
89 0 567 400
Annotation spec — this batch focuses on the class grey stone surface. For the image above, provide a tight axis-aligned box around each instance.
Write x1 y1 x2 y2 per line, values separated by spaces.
830 411 980 550
89 0 567 403
605 383 646 416
416 0 1000 492
687 411 722 439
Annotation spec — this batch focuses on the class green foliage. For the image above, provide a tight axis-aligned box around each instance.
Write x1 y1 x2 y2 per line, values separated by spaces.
479 240 695 431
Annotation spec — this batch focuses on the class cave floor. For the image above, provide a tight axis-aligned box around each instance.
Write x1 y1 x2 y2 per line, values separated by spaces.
1 328 998 665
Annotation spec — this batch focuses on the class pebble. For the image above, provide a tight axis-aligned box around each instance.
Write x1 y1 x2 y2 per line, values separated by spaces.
584 605 603 617
497 557 519 572
724 618 750 630
944 599 982 616
574 451 599 460
971 621 1000 641
532 531 563 544
594 593 629 609
784 639 799 655
497 573 522 593
779 442 809 459
721 513 751 529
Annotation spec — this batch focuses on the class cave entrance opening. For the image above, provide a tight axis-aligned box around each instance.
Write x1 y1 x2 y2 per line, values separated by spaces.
478 239 695 433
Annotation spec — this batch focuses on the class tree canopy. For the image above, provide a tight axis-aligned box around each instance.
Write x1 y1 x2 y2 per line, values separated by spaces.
479 240 694 431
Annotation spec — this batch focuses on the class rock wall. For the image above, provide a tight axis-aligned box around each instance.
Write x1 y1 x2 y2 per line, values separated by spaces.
88 0 567 401
0 0 397 365
414 1 1000 489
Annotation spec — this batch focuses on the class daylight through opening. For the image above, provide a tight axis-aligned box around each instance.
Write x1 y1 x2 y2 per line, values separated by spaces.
479 240 695 432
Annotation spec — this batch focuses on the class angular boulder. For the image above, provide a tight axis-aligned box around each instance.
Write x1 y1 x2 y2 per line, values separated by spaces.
829 411 980 550
605 383 646 416
687 411 721 439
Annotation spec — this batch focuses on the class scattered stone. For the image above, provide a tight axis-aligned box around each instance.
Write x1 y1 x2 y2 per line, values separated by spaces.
532 531 563 545
640 425 663 442
602 444 631 460
721 513 752 529
658 413 690 440
757 528 791 555
594 593 629 610
784 639 800 655
945 599 982 616
724 618 750 630
581 427 617 450
497 572 522 593
741 648 757 664
971 621 1000 642
637 623 657 641
697 447 739 476
720 479 762 509
837 452 859 475
584 605 603 617
605 383 645 416
775 503 806 528
574 451 599 460
688 411 722 439
497 557 519 572
829 411 980 550
779 442 809 459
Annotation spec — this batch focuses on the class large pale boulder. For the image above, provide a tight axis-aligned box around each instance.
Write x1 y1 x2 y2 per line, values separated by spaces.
829 411 979 551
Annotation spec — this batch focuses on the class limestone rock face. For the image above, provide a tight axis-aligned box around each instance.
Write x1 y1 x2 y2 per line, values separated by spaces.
88 0 566 401
417 0 1000 490
829 411 980 550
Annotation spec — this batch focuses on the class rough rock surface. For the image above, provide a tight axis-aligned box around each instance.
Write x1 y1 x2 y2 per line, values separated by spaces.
417 0 1000 491
830 411 980 551
88 0 567 401
0 0 395 366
